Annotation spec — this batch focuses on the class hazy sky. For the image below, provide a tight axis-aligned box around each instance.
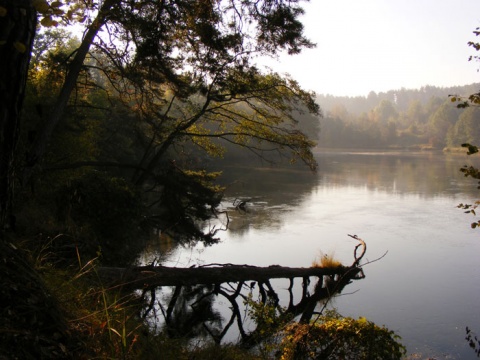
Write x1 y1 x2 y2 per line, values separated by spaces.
259 0 480 97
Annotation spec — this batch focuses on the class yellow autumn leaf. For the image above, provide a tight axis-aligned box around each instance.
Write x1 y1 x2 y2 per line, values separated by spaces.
450 96 456 102
0 6 7 17
13 42 26 53
40 16 58 27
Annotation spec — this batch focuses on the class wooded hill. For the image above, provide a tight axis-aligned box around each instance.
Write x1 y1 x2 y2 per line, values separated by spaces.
316 83 480 150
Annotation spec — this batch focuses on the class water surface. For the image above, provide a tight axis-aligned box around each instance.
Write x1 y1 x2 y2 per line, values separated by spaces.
146 150 480 359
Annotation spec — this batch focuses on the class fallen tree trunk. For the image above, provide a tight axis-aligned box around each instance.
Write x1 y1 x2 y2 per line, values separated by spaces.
96 235 368 345
98 235 367 290
97 235 367 289
98 263 363 290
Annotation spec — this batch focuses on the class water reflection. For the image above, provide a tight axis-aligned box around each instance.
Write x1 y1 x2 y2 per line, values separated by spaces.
140 252 366 347
207 151 480 236
156 284 223 340
315 151 480 197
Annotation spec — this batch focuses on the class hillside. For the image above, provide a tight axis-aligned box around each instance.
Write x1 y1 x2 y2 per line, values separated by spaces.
315 83 480 150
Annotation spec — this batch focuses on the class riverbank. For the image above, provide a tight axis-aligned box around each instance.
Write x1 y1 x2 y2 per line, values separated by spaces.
0 235 262 359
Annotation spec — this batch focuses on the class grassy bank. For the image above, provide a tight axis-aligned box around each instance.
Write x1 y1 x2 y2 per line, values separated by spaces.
0 234 261 359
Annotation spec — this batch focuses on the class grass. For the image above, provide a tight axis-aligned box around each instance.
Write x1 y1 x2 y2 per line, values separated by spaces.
40 254 148 358
19 237 262 359
5 195 262 359
311 251 343 268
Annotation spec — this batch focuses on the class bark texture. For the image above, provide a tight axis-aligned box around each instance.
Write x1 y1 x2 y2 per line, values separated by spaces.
0 0 36 230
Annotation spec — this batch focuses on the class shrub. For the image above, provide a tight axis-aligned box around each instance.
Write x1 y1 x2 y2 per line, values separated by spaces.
279 310 406 360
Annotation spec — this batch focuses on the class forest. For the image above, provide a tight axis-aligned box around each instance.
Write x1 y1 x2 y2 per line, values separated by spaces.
1 1 479 359
317 83 480 150
219 83 480 156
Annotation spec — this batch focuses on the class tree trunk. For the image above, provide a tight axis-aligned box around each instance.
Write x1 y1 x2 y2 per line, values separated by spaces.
0 0 36 231
98 263 364 290
99 235 367 291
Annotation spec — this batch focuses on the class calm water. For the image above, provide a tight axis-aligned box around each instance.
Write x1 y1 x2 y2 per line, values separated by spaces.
144 150 480 359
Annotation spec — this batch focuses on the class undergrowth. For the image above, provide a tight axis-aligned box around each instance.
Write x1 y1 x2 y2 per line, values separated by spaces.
2 235 261 359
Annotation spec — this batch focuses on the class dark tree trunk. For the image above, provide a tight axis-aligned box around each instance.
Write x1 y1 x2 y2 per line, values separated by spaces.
0 0 36 231
99 236 367 291
97 263 363 290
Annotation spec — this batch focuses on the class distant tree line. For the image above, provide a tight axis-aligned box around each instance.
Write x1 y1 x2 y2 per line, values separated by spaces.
317 84 480 150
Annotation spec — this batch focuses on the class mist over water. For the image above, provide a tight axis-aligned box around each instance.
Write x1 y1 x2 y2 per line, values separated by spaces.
144 150 480 359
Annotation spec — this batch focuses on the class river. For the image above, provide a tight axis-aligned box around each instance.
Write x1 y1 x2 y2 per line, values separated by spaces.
142 150 480 359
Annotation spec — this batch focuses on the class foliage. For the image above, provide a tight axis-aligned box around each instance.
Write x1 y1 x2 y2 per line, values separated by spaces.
22 0 320 189
466 327 480 358
32 0 86 28
245 293 292 340
242 292 405 360
457 201 480 229
454 29 480 232
450 92 480 109
279 309 406 360
426 101 460 148
448 27 480 109
11 1 321 248
452 28 480 359
55 171 144 264
149 165 225 245
457 143 480 229
447 107 480 147
317 84 480 150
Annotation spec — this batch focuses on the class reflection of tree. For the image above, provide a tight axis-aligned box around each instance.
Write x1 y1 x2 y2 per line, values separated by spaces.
204 153 480 238
142 284 223 340
135 236 367 345
220 166 317 204
317 152 480 198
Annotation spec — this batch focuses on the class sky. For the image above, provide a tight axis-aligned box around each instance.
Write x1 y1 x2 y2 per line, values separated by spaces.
259 0 480 97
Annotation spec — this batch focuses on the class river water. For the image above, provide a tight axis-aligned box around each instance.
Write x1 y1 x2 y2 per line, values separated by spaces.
143 150 480 359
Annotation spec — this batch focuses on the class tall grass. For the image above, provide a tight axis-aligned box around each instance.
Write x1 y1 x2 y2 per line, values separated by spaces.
311 251 343 268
